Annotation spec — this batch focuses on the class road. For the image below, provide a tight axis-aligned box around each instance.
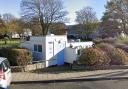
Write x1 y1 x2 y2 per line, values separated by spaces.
10 79 128 89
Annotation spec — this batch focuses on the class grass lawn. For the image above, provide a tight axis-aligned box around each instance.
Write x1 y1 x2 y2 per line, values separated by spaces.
0 39 21 48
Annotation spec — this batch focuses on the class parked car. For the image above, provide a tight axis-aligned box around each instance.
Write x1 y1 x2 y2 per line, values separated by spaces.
0 57 12 89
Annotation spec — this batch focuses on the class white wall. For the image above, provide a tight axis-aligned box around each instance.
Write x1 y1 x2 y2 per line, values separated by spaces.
20 41 33 51
64 48 78 64
30 36 46 60
67 42 93 48
65 41 93 64
20 35 94 66
45 35 67 67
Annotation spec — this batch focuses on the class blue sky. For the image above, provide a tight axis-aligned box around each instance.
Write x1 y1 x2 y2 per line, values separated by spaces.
0 0 107 25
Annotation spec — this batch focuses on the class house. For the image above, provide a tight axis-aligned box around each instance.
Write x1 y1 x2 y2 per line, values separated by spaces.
11 29 32 39
20 34 93 67
67 25 97 40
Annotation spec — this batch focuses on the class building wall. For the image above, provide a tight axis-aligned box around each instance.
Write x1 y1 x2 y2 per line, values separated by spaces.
67 42 93 48
20 35 93 67
64 48 78 64
30 36 46 61
45 35 67 67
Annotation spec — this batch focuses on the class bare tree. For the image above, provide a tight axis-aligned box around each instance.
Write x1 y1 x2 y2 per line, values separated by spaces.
21 0 68 35
75 7 98 39
0 15 7 35
3 13 15 23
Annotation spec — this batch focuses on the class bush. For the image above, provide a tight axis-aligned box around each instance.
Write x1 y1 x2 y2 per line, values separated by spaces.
96 43 115 57
93 38 116 45
79 47 110 66
0 48 32 66
116 36 128 45
110 48 128 65
12 49 32 66
97 43 128 65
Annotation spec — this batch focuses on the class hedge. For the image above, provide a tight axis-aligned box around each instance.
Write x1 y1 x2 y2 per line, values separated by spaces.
79 47 110 66
97 43 128 65
0 47 32 66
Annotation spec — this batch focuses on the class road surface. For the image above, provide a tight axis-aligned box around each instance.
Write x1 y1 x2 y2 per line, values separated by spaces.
10 80 128 89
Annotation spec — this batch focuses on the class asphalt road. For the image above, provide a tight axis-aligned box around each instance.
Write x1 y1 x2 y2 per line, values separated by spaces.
10 80 128 89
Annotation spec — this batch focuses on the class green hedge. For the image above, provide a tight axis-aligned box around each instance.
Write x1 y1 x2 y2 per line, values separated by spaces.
0 48 32 66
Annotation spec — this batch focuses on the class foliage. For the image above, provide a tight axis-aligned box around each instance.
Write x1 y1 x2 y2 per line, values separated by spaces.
79 47 110 66
110 48 128 65
12 49 32 66
50 23 67 35
3 13 15 23
21 0 68 35
0 39 20 48
75 7 98 37
93 38 116 45
0 48 32 66
100 0 128 38
0 15 7 35
116 36 128 45
97 43 128 65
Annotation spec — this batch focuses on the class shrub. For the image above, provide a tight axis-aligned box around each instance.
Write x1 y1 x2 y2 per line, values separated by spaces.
97 43 128 65
96 43 115 57
93 38 116 45
93 38 103 44
116 36 128 45
102 38 116 44
110 48 128 65
79 47 110 66
12 49 32 66
0 48 32 66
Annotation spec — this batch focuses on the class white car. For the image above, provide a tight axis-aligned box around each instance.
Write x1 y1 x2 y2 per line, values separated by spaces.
0 57 12 89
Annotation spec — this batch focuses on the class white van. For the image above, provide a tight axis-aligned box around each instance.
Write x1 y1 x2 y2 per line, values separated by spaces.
0 57 12 88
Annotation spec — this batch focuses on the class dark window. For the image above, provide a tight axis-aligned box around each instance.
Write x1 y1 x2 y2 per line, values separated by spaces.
34 45 38 51
0 59 10 72
77 49 81 55
4 59 10 68
38 45 42 52
2 61 9 72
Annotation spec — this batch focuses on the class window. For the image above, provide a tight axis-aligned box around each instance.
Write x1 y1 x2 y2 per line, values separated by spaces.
38 45 42 52
77 49 81 55
2 62 8 72
34 44 42 52
34 45 38 51
0 59 10 72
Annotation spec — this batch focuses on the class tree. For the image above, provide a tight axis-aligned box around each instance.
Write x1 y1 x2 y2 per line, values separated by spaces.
3 13 15 23
50 23 67 35
101 0 128 38
0 15 7 35
21 0 68 35
2 13 17 36
75 7 98 39
28 17 42 35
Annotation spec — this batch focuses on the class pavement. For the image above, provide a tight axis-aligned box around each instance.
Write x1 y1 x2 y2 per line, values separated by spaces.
10 80 128 89
12 69 128 83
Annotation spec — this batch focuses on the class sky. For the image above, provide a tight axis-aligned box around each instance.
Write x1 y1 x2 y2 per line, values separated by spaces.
0 0 107 25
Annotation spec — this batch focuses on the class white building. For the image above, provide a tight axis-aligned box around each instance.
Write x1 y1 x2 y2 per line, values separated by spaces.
20 34 93 67
11 29 32 39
